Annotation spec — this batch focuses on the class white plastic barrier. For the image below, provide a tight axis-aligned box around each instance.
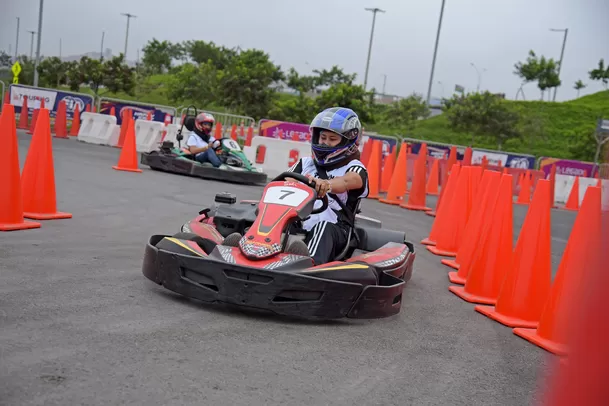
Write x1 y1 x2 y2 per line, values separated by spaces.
554 174 608 209
134 119 165 153
243 137 312 177
77 112 117 146
161 123 180 146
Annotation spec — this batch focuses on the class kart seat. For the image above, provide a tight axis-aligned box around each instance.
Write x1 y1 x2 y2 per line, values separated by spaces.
353 226 406 252
183 116 195 132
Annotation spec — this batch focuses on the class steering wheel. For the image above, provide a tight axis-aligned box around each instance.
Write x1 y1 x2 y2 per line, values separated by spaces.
272 172 329 215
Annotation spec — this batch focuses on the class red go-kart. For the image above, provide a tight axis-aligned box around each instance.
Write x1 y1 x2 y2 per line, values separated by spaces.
141 172 416 319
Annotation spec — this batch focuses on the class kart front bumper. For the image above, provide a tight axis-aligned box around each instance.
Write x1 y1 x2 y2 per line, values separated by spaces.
142 235 406 320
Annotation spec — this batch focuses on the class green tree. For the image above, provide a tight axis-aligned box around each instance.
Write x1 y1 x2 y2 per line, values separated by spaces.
65 54 136 96
514 50 561 100
141 39 183 74
446 91 521 150
166 62 218 106
267 93 317 123
537 58 561 100
36 56 69 88
183 40 236 69
214 49 284 118
589 59 609 89
381 93 430 133
315 82 375 123
574 79 586 97
286 67 318 94
0 51 11 67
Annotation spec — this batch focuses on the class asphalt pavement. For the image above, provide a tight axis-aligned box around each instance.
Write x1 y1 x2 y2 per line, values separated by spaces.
0 131 576 406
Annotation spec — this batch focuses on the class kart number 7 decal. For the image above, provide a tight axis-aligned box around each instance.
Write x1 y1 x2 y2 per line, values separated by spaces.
263 186 310 207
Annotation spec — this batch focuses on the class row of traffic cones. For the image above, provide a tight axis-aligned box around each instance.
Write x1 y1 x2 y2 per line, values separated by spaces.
423 162 604 356
0 105 72 231
15 95 84 136
364 140 467 213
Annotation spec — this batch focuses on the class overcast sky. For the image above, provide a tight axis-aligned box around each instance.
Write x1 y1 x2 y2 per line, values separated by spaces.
1 0 608 101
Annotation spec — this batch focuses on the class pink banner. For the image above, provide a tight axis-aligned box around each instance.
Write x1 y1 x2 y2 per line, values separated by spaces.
258 119 311 142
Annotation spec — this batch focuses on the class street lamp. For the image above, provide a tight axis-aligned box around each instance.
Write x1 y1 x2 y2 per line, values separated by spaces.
27 30 36 59
426 0 447 105
32 0 44 87
363 7 385 91
550 28 568 101
121 13 137 60
470 62 487 92
14 17 20 62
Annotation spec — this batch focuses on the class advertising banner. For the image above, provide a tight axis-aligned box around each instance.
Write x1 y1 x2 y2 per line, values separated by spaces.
258 119 311 142
9 84 94 119
98 99 174 125
258 119 398 157
539 157 599 178
406 139 536 168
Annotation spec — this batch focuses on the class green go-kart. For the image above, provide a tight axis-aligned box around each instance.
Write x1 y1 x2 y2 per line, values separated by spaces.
140 108 267 185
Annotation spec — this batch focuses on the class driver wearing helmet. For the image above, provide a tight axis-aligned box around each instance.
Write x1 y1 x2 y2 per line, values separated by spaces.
186 112 223 168
287 107 369 265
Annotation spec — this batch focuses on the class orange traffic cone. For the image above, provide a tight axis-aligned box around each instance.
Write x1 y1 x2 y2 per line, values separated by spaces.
448 174 514 304
445 146 457 176
513 186 602 355
549 164 557 208
462 147 472 166
380 142 408 205
475 179 552 327
366 140 382 199
27 108 39 135
401 143 431 211
53 100 68 138
421 164 461 245
380 145 396 193
230 124 237 141
69 104 81 136
442 169 498 272
20 108 72 220
426 159 440 196
426 153 458 217
360 139 373 167
516 170 532 205
564 176 579 210
112 115 143 173
215 121 223 140
245 125 253 146
0 104 42 231
116 109 132 148
427 166 473 256
17 96 29 129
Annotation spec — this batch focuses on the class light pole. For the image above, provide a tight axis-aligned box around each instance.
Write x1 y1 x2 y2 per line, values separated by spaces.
33 0 44 87
470 62 486 92
550 28 568 101
426 0 446 105
14 17 20 62
382 74 387 94
121 13 137 60
363 7 385 91
100 31 105 61
27 30 36 59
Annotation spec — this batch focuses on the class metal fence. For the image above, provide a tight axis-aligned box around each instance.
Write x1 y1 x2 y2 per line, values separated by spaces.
178 107 256 137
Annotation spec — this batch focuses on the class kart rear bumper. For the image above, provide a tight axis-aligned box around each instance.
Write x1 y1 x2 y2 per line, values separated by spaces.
142 235 406 319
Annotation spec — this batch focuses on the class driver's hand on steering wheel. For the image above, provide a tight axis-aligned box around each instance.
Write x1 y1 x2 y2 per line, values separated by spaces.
211 139 221 150
307 175 332 198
